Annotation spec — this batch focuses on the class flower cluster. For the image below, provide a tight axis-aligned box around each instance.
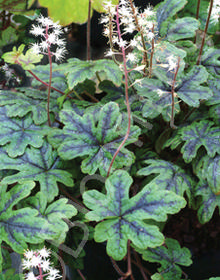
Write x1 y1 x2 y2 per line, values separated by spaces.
210 0 220 24
0 63 21 87
100 0 156 64
22 247 61 280
30 15 66 61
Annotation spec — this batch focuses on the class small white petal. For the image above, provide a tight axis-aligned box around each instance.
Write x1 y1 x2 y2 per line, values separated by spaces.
39 247 50 258
25 272 37 280
24 250 35 260
30 25 45 36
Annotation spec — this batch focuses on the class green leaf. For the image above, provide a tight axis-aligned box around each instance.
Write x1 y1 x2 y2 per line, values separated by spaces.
48 102 141 176
166 17 199 41
205 77 220 105
1 44 25 64
152 41 186 84
0 88 59 125
65 58 123 89
196 155 220 195
0 0 25 10
0 182 56 270
167 120 220 163
130 148 158 176
137 159 192 201
0 26 18 48
209 105 220 126
156 0 188 34
38 0 119 25
175 40 198 63
18 48 43 70
2 45 43 69
0 269 22 280
0 142 74 202
24 192 77 243
135 78 180 121
201 48 220 79
151 273 164 280
195 180 220 223
182 0 219 35
83 170 186 260
0 107 50 157
135 238 192 280
177 66 212 107
26 63 68 92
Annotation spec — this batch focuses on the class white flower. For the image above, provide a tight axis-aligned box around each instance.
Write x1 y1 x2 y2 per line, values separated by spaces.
167 55 178 71
40 40 49 51
30 43 41 54
47 268 61 280
22 247 62 280
30 14 66 61
147 31 154 40
53 47 66 61
103 27 110 37
39 247 50 258
24 250 34 260
52 21 62 30
126 52 137 62
41 259 51 271
36 14 54 27
130 38 138 47
55 38 66 46
105 49 115 57
142 6 155 18
100 15 109 24
157 89 165 97
30 254 42 267
124 22 136 33
118 38 127 48
47 33 57 44
30 25 45 36
25 272 37 280
119 0 128 6
22 259 32 270
210 0 220 24
118 6 130 17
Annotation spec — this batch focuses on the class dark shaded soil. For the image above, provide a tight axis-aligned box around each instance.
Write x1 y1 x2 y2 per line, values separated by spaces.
163 207 220 279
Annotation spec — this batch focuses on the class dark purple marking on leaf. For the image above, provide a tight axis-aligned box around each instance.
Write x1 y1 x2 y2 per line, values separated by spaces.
99 103 116 144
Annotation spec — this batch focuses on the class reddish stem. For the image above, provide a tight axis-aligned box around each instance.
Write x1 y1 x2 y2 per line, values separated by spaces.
110 257 128 278
45 25 53 127
27 70 65 95
148 24 155 78
77 269 87 280
196 0 213 65
87 0 92 60
170 57 180 129
133 249 150 280
107 5 131 177
194 0 201 44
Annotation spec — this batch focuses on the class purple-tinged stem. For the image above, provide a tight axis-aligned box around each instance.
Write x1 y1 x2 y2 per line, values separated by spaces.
170 57 180 129
149 24 155 78
27 70 65 95
107 5 131 177
194 0 201 44
196 0 213 65
87 0 92 60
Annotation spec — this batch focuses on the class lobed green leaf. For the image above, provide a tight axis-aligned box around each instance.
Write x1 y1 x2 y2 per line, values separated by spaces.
135 238 192 280
195 180 220 223
0 107 50 157
0 142 74 202
48 102 141 176
83 170 186 260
